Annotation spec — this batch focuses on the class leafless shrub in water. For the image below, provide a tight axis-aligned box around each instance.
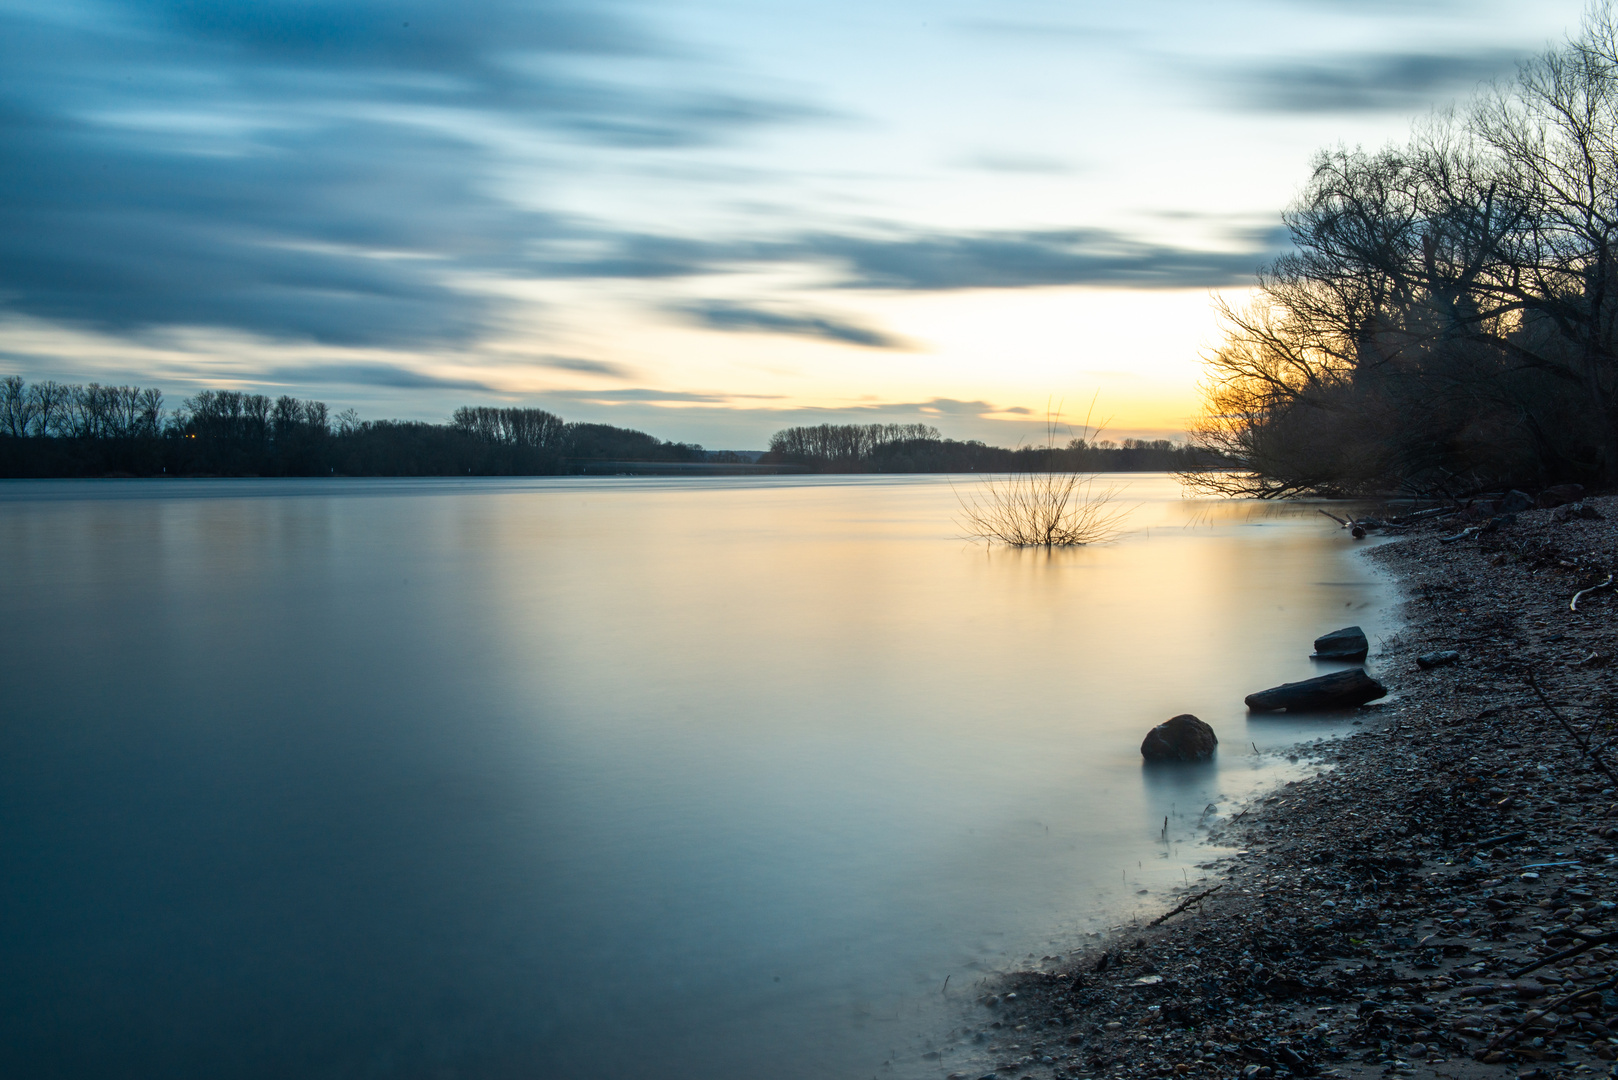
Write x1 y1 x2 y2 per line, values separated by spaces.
953 403 1132 547
955 469 1130 547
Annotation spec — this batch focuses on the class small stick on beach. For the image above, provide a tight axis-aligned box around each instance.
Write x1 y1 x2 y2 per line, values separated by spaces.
1148 884 1223 928
1486 974 1618 1052
1527 669 1618 788
1571 572 1615 612
1510 931 1618 978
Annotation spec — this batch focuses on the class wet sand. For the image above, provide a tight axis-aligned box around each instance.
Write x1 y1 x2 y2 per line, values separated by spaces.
938 495 1618 1080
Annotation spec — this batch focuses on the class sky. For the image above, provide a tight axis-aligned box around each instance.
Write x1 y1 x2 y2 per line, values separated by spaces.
0 0 1590 448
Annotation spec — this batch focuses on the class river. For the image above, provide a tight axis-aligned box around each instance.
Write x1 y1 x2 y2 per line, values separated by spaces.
0 475 1392 1079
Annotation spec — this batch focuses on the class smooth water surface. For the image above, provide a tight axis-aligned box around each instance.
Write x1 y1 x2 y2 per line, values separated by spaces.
0 475 1393 1079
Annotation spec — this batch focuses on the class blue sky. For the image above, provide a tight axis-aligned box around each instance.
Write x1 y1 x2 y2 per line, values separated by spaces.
0 0 1587 446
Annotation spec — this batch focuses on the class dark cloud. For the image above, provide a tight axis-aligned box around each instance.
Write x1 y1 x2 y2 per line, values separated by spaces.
676 302 910 348
0 0 814 347
1220 50 1522 113
533 356 636 379
263 363 496 391
799 225 1289 290
541 388 784 404
536 224 1289 290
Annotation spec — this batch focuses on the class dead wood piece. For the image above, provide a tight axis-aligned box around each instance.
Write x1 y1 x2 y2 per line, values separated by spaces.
1571 573 1614 612
1440 526 1481 545
1486 975 1618 1051
1148 885 1224 928
1528 669 1618 789
1510 931 1618 978
1245 669 1388 712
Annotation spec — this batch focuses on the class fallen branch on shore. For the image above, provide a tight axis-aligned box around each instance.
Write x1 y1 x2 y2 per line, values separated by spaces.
1510 931 1618 978
1571 572 1614 612
1527 669 1618 789
1148 885 1223 927
1486 974 1618 1053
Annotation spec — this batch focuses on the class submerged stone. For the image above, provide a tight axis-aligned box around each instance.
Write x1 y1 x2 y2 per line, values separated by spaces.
1141 714 1218 762
1312 625 1369 660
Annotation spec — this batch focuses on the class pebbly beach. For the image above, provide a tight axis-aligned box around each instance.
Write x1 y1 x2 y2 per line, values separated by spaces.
943 494 1618 1080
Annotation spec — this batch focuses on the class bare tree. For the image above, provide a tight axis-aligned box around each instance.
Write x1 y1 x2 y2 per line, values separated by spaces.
1191 3 1618 494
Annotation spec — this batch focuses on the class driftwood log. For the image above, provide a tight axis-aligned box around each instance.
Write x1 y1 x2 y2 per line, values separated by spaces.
1245 669 1387 712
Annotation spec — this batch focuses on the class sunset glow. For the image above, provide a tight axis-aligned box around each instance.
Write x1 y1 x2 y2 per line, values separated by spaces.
0 0 1587 446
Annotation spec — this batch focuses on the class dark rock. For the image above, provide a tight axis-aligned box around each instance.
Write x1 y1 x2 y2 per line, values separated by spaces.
1537 484 1585 508
1142 714 1218 762
1313 625 1369 659
1417 651 1461 670
1553 501 1605 522
1499 490 1535 514
1244 669 1387 712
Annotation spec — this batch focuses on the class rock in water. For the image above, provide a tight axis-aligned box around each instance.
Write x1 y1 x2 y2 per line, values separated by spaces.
1140 714 1218 762
1312 625 1368 659
1244 669 1387 712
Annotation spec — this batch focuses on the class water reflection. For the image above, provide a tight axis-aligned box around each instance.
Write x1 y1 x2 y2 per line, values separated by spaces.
0 475 1392 1080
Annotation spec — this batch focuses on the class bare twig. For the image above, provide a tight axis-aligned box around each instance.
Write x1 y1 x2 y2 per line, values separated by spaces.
1510 931 1618 978
1571 573 1614 612
1527 669 1618 788
1148 885 1224 927
1486 974 1618 1051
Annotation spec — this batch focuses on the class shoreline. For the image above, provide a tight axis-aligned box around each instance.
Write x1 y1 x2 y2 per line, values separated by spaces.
939 494 1617 1080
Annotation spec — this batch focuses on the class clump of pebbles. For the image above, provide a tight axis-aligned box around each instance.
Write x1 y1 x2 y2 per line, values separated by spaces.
936 495 1618 1080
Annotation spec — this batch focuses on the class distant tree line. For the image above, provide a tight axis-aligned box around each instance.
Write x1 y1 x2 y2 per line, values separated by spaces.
764 422 1212 472
1190 8 1618 497
0 378 704 477
0 377 1213 478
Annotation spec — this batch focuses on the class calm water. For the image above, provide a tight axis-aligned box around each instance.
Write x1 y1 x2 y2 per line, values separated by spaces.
0 475 1392 1079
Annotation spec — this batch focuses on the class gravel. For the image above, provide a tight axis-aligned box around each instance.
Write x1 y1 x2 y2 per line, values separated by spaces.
932 495 1618 1080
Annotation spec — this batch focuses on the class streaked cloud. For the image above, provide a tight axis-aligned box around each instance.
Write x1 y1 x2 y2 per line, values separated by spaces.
541 388 785 405
800 227 1288 290
954 153 1077 175
531 356 637 379
0 0 818 348
1216 49 1523 113
263 363 496 391
675 302 911 349
536 224 1290 291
